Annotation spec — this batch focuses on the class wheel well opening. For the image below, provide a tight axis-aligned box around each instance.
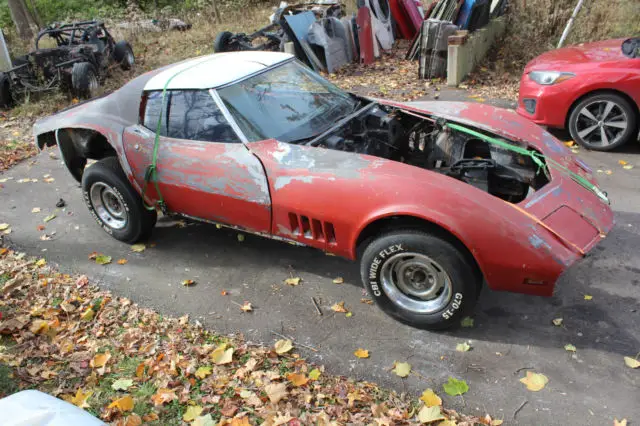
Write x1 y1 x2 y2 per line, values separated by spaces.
355 215 484 284
567 89 640 130
56 128 116 182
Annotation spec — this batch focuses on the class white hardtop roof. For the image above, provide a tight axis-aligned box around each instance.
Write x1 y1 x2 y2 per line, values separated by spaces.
143 51 294 91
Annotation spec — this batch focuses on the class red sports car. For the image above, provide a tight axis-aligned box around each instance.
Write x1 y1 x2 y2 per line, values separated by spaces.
33 52 613 329
517 38 640 151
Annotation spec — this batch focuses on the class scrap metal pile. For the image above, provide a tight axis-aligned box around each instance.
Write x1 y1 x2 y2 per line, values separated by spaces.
213 0 506 77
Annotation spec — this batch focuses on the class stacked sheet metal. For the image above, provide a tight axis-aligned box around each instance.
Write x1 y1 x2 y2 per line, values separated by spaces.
406 19 458 79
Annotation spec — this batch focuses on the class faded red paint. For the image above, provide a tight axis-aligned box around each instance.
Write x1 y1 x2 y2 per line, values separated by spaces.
515 38 640 128
123 127 271 233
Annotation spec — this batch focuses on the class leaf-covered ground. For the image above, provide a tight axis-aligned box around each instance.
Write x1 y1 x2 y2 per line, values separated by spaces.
0 246 503 425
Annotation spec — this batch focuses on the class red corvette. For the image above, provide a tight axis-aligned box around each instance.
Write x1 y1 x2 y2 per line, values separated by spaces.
33 52 613 329
517 38 640 151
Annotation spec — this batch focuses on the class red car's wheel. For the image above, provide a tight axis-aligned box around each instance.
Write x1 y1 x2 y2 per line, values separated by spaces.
568 92 637 151
82 157 157 243
360 230 480 330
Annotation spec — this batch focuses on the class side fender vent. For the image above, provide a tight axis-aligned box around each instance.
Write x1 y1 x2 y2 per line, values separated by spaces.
287 213 336 245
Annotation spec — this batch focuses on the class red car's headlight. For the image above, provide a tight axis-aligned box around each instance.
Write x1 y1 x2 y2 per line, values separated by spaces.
528 71 575 85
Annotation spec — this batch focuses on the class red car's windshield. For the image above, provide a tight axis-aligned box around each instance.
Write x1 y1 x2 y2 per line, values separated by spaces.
217 61 358 142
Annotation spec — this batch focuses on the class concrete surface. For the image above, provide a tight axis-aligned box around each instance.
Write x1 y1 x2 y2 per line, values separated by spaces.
1 109 639 425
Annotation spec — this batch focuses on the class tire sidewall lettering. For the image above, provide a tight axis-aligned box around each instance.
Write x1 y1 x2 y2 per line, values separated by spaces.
368 243 406 298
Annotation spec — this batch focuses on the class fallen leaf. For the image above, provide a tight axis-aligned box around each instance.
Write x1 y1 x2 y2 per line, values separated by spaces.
615 419 628 426
95 255 112 265
265 382 288 403
284 277 301 286
112 378 134 390
237 233 245 242
88 252 98 260
618 160 628 165
420 388 442 407
31 207 41 213
563 141 575 147
418 405 445 423
345 311 353 318
220 290 228 296
438 421 457 426
90 351 111 368
69 388 93 408
76 275 89 288
142 413 159 422
181 279 195 286
360 298 374 305
131 244 146 252
332 277 344 284
331 301 348 313
274 339 293 354
195 366 212 379
0 223 10 231
605 170 613 175
392 361 411 378
30 319 49 334
354 348 369 358
240 301 253 312
35 258 46 267
584 294 593 300
229 417 250 426
623 164 634 170
519 371 549 391
623 356 640 369
552 318 563 326
108 395 134 411
150 388 177 406
183 405 204 422
80 308 95 321
193 415 216 426
44 177 55 183
210 343 234 365
443 377 469 396
564 344 577 352
309 368 321 380
456 342 471 352
124 414 142 426
117 259 128 265
43 214 56 223
460 317 474 327
287 372 309 386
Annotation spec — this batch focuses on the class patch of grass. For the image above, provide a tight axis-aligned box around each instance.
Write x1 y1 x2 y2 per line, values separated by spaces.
0 364 18 397
134 381 157 399
115 356 141 376
0 272 11 286
158 399 184 424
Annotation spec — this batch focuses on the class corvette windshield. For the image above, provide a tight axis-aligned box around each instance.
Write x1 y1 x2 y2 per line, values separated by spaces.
217 61 357 142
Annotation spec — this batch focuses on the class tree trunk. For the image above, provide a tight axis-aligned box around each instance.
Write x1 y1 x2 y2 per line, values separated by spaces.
26 0 42 28
7 0 37 40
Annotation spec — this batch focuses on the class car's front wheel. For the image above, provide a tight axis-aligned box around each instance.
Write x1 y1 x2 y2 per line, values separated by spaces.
113 41 135 70
82 157 157 243
568 92 637 151
71 62 99 99
359 230 480 330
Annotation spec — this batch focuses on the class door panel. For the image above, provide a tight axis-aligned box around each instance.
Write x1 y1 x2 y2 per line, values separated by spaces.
123 125 271 233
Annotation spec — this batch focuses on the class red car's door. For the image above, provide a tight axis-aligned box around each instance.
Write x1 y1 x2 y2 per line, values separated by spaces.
122 89 271 233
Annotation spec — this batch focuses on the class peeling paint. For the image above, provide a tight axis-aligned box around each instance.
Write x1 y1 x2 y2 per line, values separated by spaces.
274 175 314 190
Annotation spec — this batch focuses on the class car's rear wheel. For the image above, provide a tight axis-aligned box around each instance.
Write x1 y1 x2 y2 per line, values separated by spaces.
113 41 135 70
0 72 13 108
82 157 157 243
214 31 234 53
71 62 99 99
359 230 480 330
568 92 637 151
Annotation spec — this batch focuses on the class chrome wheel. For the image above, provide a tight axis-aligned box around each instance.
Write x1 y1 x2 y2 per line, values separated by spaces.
89 182 128 230
575 100 628 147
380 252 452 314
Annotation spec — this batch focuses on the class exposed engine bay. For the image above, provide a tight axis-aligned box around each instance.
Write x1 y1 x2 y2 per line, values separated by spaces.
305 102 550 203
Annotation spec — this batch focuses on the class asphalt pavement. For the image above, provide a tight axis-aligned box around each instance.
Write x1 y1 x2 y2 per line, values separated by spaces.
1 101 639 425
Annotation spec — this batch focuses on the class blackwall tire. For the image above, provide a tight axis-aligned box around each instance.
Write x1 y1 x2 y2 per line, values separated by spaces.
114 41 135 70
81 157 157 243
0 72 14 109
568 92 637 151
71 62 99 99
360 230 480 330
213 31 234 53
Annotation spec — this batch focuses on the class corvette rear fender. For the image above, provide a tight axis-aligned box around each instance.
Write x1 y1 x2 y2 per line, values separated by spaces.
52 128 117 182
